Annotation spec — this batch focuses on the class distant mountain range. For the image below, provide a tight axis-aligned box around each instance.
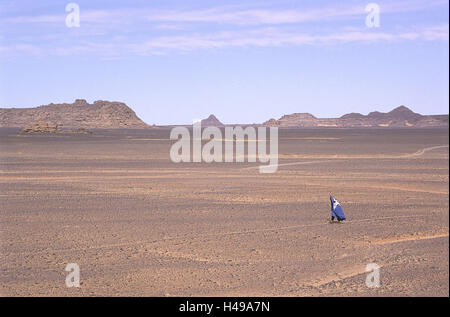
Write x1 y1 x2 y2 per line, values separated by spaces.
263 106 448 128
0 101 447 129
0 99 148 129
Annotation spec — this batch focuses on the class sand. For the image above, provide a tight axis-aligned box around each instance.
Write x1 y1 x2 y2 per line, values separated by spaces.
0 127 448 296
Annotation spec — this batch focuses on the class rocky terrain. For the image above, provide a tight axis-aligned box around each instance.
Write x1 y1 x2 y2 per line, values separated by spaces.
264 106 449 128
21 121 92 134
1 128 448 296
0 99 148 129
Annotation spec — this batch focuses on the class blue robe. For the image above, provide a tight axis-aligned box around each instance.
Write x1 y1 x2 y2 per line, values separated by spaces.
330 195 346 221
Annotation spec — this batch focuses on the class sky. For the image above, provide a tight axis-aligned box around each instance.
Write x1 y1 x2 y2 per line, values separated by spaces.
0 0 448 125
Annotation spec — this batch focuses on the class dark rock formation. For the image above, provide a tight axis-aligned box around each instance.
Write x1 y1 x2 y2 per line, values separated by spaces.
21 120 93 134
201 114 224 127
264 106 448 128
21 121 60 133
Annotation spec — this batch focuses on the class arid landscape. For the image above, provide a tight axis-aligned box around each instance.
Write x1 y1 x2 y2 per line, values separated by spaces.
1 0 448 302
1 126 448 296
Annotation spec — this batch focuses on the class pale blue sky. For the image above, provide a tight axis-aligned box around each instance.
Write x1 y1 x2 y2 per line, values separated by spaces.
0 0 448 124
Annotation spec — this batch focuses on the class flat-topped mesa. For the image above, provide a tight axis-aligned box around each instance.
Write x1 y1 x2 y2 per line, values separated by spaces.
263 106 448 128
280 113 317 120
264 112 318 127
0 99 149 129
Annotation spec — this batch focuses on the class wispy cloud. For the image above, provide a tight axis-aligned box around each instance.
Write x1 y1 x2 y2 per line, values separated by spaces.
153 24 188 31
130 25 449 54
2 24 446 58
0 0 448 57
143 0 447 25
2 0 448 26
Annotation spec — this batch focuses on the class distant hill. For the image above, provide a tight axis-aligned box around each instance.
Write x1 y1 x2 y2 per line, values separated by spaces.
263 106 448 128
0 99 148 129
201 114 224 127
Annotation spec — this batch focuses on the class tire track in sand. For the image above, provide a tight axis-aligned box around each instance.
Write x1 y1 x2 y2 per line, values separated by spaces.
244 144 449 170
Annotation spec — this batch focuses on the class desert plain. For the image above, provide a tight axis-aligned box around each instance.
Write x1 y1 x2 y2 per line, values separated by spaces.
0 127 448 296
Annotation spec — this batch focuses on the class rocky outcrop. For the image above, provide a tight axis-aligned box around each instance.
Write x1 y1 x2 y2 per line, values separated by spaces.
201 114 224 127
22 121 60 133
266 113 318 127
263 106 448 128
21 120 93 134
0 99 148 129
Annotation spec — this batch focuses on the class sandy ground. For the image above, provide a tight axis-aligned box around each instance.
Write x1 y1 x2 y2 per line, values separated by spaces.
0 127 448 296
